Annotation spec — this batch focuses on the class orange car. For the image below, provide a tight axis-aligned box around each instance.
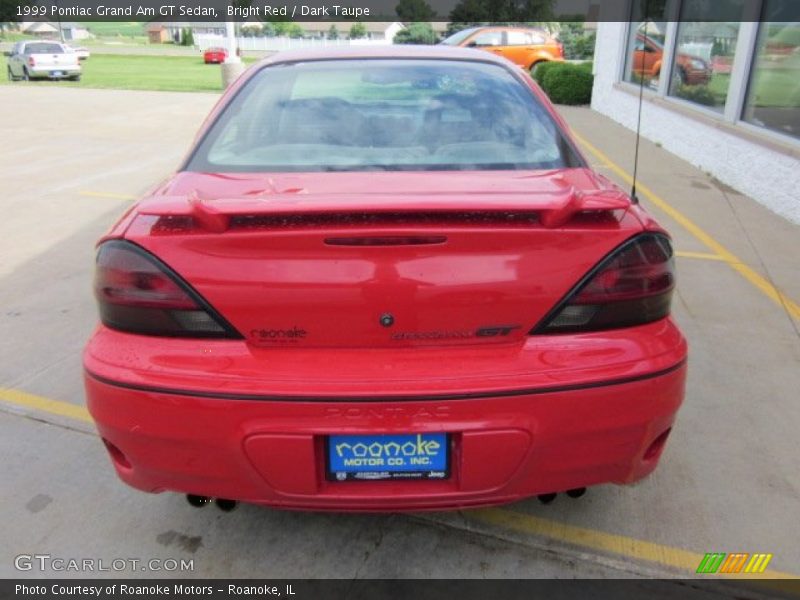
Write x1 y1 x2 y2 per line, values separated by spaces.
633 33 711 86
441 26 564 71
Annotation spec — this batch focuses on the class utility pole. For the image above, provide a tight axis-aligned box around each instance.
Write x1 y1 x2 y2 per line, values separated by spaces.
221 17 244 88
54 0 65 42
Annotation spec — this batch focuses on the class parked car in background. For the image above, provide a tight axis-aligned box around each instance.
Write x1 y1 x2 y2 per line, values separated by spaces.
441 26 564 71
6 40 81 81
66 45 91 61
203 47 228 64
84 46 686 512
632 33 711 86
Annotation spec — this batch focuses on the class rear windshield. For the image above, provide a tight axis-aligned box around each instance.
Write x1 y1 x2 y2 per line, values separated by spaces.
25 43 64 54
187 59 580 173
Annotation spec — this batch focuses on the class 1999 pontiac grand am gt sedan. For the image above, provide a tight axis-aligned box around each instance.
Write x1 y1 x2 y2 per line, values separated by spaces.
84 46 687 512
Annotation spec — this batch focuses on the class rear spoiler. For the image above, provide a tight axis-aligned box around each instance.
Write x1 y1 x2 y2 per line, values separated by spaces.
137 189 632 233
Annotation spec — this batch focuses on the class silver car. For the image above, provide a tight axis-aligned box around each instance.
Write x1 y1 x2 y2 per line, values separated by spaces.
6 40 81 81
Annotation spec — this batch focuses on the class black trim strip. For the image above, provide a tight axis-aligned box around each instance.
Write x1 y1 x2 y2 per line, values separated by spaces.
85 359 685 403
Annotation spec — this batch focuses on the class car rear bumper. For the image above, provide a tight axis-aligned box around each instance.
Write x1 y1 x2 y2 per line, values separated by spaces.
29 66 80 78
84 320 687 511
685 69 711 85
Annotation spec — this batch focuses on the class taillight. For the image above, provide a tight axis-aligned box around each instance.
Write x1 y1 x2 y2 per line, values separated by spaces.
557 43 564 57
93 241 240 338
533 234 675 334
28 56 36 67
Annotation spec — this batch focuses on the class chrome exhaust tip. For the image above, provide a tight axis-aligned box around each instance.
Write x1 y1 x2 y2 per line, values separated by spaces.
186 494 212 508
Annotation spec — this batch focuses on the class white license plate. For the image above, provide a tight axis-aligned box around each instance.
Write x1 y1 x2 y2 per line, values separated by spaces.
52 71 63 77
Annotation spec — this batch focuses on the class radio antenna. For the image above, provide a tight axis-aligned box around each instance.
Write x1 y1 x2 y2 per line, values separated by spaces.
630 0 649 204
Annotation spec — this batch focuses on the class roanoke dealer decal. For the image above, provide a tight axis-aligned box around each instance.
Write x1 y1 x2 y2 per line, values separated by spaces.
328 433 449 480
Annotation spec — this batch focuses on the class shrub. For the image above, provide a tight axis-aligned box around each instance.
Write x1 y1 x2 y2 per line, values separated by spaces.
674 84 717 107
532 60 561 86
394 23 438 45
541 63 594 105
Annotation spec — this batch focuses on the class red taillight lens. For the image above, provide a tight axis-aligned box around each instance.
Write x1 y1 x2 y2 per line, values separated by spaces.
28 56 36 67
534 234 675 333
94 241 239 338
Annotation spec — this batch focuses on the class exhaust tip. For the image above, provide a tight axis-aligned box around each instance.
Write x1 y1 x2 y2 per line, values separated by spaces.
215 498 237 512
537 493 557 505
186 494 211 508
566 487 587 499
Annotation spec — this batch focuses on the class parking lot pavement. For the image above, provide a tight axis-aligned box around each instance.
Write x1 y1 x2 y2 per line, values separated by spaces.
1 86 798 581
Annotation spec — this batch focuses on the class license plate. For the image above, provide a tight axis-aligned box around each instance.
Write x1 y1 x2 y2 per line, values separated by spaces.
52 71 63 77
327 433 449 481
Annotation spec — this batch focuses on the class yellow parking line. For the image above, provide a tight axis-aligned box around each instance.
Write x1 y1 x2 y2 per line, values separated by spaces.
79 190 137 200
675 251 728 262
0 387 92 423
572 132 800 322
1 384 798 580
472 508 799 580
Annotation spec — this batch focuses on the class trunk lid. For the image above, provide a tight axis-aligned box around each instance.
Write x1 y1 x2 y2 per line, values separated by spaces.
123 169 643 348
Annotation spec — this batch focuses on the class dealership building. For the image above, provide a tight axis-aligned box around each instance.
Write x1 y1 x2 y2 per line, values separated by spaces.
591 3 799 224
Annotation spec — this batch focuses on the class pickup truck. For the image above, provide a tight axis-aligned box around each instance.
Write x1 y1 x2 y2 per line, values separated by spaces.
6 40 81 81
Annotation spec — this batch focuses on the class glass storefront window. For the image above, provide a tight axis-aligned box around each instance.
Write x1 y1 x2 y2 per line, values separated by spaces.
743 20 800 140
621 0 674 88
668 21 742 112
624 21 668 89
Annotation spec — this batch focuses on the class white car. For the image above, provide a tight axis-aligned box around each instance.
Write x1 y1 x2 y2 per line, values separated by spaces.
6 40 81 81
66 45 90 60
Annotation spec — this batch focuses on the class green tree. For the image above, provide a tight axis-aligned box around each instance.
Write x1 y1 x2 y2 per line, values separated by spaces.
557 21 596 60
395 0 436 21
261 22 276 37
181 27 195 47
394 23 438 44
272 21 304 38
328 24 339 40
349 22 367 39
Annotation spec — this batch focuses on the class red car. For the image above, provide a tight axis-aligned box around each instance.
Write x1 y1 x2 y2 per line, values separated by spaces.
84 46 687 512
203 47 227 64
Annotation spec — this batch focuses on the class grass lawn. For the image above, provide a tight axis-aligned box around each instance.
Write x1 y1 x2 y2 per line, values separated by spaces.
689 57 800 109
2 54 259 93
77 22 145 37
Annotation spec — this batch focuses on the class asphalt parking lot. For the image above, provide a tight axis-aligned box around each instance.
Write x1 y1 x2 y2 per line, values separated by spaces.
1 85 798 582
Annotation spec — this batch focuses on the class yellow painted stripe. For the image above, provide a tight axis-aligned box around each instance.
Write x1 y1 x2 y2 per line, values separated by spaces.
79 190 137 200
0 386 797 581
470 509 799 579
675 251 728 262
572 132 800 322
0 387 92 423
